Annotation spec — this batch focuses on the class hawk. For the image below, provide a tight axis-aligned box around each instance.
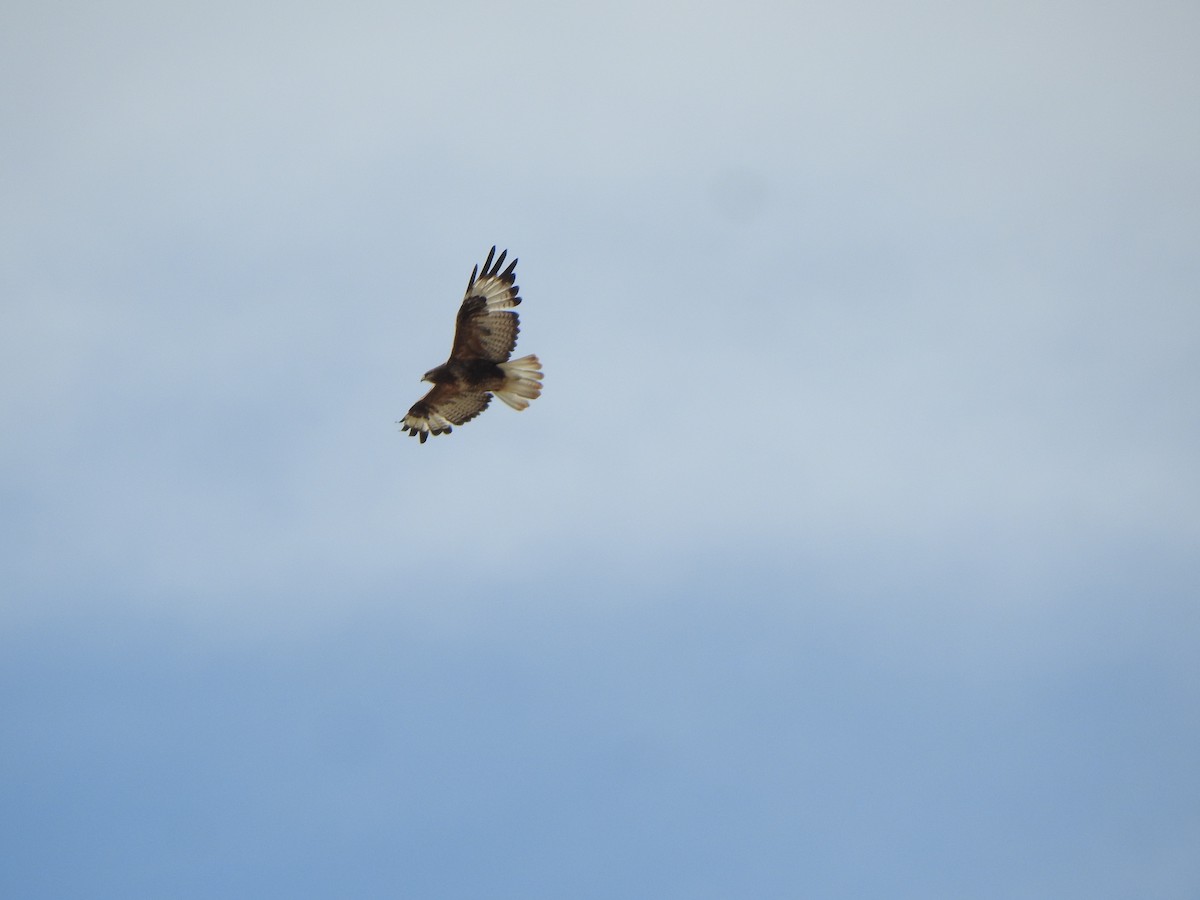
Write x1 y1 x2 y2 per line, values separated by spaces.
399 247 543 443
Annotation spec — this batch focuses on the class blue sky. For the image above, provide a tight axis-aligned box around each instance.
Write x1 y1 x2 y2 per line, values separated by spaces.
2 1 1199 897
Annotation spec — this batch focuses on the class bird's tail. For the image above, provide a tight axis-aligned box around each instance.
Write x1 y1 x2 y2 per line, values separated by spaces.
495 354 543 410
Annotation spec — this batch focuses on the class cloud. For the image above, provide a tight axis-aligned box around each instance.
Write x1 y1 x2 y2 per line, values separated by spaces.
2 4 1199 897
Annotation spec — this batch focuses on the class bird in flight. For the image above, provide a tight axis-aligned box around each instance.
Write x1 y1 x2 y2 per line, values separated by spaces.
399 247 543 443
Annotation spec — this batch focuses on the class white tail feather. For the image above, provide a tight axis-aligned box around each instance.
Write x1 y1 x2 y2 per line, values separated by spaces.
496 354 543 410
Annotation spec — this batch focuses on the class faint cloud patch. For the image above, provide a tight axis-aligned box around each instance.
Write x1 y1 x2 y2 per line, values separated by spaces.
708 167 769 222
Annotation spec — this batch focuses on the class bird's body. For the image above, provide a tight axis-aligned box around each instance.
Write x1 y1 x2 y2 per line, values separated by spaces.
423 358 505 390
399 247 542 442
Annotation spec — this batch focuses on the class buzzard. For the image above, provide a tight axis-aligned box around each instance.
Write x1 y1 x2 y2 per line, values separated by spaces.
399 247 543 443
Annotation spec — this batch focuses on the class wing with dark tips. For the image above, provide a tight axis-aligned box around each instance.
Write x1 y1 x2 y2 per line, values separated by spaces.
449 246 521 362
399 382 492 443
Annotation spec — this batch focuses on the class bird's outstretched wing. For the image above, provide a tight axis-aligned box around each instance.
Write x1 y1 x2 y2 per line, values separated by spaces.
449 246 521 362
399 383 492 443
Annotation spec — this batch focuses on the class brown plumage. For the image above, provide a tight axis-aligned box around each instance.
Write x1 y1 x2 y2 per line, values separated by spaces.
399 247 543 443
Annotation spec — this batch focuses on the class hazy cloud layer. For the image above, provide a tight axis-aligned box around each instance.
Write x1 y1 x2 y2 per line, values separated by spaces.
2 2 1198 897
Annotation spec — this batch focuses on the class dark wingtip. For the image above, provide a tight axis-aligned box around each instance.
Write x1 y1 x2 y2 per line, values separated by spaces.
481 246 496 274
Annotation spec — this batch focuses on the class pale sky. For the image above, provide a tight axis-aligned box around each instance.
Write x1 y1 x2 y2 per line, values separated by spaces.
2 1 1199 897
